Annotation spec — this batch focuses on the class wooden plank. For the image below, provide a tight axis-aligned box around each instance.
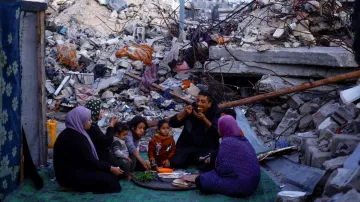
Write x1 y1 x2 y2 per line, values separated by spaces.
37 11 47 166
124 71 194 104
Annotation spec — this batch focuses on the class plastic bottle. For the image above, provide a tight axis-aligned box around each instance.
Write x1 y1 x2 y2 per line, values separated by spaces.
47 120 57 148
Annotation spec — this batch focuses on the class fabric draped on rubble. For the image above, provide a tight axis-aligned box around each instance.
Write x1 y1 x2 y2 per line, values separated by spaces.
57 43 79 70
234 107 269 154
74 83 94 106
0 0 22 198
153 89 176 110
140 64 158 93
116 43 153 66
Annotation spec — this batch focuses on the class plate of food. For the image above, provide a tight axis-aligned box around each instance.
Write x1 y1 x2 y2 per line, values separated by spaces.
158 172 182 179
172 179 192 188
181 174 199 183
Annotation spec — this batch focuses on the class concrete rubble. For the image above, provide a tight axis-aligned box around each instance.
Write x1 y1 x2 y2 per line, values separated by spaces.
43 0 360 200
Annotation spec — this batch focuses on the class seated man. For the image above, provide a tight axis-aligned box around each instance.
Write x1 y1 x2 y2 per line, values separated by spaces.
169 91 220 170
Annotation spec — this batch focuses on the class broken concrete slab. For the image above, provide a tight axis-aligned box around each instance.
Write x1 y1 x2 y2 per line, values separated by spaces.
258 75 340 95
298 131 317 152
204 61 352 78
259 116 275 128
304 138 319 165
323 156 348 171
324 168 353 197
256 124 272 137
209 46 358 67
263 156 326 194
319 129 335 141
270 106 286 122
331 135 360 157
94 71 125 93
319 139 330 152
340 85 360 105
274 108 301 137
299 115 313 131
288 94 304 110
310 147 332 169
344 143 360 169
317 117 339 133
313 101 341 126
344 166 360 191
299 102 319 115
331 106 357 125
333 189 360 202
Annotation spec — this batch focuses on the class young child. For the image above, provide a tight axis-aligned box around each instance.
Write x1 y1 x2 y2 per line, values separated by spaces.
148 120 176 168
109 122 136 179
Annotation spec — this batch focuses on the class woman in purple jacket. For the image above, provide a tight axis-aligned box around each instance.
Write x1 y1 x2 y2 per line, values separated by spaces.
195 115 260 197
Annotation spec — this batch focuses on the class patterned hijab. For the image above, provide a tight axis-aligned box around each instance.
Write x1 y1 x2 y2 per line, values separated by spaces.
85 99 102 125
218 115 242 139
65 106 99 160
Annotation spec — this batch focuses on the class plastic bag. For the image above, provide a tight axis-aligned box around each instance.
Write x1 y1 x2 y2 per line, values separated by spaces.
107 0 128 12
162 42 181 65
116 43 153 66
57 43 79 69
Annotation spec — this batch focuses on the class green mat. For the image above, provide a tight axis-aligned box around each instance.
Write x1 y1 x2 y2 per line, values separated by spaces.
5 168 278 202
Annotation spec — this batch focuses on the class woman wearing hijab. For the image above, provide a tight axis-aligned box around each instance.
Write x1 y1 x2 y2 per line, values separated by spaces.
85 99 118 162
54 106 123 193
195 115 260 197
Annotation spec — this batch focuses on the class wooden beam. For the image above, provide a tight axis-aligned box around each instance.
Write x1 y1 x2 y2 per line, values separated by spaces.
124 71 194 104
37 11 47 166
219 69 360 109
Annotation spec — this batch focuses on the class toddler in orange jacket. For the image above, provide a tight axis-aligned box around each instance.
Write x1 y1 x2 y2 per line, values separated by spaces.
148 120 176 168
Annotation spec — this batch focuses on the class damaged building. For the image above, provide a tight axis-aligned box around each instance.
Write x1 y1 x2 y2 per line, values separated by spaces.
1 0 360 201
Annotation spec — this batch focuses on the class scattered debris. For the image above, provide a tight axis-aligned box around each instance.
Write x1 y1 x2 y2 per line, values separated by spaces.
44 1 360 200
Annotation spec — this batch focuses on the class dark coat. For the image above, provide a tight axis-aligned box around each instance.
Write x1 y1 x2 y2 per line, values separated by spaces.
86 125 115 162
53 128 121 193
169 102 220 149
54 128 111 184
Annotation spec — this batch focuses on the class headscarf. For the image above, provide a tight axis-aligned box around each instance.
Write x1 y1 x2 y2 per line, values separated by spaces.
218 115 242 139
85 99 102 125
65 106 99 160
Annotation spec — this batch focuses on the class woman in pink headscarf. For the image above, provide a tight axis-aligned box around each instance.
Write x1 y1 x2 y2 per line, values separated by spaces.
195 115 260 197
54 106 123 193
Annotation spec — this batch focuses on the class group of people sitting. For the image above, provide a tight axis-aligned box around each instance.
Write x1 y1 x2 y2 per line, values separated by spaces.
53 91 260 197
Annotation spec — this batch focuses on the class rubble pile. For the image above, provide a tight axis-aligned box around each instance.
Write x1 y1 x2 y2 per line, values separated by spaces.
44 0 360 201
236 0 352 48
45 0 211 129
247 92 360 201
